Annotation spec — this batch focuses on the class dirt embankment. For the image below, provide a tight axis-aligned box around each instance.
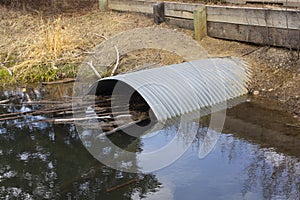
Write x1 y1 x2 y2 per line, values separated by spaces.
199 37 300 118
0 4 299 118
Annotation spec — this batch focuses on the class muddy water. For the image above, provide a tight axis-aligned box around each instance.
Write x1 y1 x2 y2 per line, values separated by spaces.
0 85 299 199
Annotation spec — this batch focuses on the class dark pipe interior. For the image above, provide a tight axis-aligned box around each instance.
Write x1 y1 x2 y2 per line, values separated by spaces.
92 79 155 122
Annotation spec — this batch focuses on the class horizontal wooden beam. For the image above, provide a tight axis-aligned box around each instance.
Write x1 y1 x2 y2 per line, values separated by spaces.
207 21 300 49
108 0 157 14
165 17 194 30
207 5 300 30
164 2 204 19
226 0 300 8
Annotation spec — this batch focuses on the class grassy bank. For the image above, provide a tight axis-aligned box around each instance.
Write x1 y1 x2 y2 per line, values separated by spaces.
0 3 154 86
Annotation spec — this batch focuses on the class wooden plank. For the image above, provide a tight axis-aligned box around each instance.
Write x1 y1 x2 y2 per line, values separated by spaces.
207 21 300 49
164 2 204 19
194 6 207 41
108 0 157 14
166 17 194 30
227 0 300 8
207 5 300 30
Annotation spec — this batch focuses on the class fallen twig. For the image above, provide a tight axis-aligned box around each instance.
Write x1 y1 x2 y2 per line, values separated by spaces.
54 116 104 124
42 78 76 85
0 115 25 121
85 61 101 79
0 64 13 76
0 96 22 104
285 123 300 128
111 46 120 76
97 119 144 138
241 47 262 57
82 51 96 54
0 99 11 104
95 34 108 40
22 100 71 105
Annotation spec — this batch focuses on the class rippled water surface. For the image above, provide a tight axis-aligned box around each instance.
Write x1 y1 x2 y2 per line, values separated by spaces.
0 85 299 199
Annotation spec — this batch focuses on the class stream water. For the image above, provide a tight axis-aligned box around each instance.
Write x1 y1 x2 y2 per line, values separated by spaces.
0 84 299 199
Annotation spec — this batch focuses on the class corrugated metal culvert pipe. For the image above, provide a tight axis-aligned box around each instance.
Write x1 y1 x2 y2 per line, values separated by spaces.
87 57 251 122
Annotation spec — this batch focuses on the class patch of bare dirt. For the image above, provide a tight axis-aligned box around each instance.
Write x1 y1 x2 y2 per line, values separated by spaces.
199 37 300 117
115 49 185 74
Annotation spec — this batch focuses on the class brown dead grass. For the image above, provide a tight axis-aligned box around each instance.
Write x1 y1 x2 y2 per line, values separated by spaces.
0 0 98 14
0 5 154 83
9 16 84 80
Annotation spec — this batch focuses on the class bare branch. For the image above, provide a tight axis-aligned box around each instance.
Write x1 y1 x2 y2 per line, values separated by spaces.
0 63 12 76
95 34 108 40
111 46 120 76
85 60 101 79
97 119 144 138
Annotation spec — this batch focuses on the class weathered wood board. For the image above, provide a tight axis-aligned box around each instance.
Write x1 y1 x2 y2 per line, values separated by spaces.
166 17 194 30
207 5 300 30
194 6 207 40
109 0 157 14
99 0 108 11
226 0 300 8
207 22 300 49
153 2 165 24
164 2 204 19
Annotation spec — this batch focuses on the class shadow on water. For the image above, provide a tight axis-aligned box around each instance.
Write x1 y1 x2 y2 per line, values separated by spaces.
0 84 299 199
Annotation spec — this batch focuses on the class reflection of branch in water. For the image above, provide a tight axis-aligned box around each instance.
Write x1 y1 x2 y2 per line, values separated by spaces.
106 178 138 192
219 135 300 199
198 128 221 159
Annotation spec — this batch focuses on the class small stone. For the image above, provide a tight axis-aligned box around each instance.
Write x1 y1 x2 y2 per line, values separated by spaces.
253 90 260 95
246 99 251 102
261 88 266 91
268 88 274 92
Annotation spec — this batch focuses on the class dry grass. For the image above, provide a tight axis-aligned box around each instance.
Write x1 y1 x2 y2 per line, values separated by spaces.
0 11 86 83
0 0 98 13
0 5 154 85
9 16 84 82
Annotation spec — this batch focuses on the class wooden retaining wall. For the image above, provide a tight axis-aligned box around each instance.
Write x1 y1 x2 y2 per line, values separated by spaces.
207 6 300 49
226 0 299 8
104 0 300 49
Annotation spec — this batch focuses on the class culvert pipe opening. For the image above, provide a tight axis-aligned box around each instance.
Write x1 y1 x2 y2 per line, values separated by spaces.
87 79 156 129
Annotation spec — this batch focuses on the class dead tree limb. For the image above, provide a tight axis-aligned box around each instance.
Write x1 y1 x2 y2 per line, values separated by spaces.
97 119 144 138
111 46 120 76
85 61 101 79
